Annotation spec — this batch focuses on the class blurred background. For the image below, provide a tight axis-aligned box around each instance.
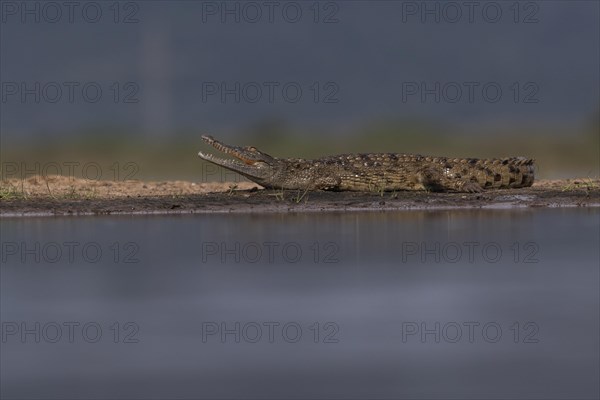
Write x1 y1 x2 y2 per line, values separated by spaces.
1 3 599 399
1 1 598 180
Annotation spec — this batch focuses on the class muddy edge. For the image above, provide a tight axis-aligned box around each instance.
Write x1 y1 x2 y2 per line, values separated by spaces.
1 177 598 217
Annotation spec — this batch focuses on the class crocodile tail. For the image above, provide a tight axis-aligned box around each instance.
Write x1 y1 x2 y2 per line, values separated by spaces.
474 157 535 189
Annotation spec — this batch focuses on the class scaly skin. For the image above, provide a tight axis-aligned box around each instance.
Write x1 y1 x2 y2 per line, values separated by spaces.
197 135 535 193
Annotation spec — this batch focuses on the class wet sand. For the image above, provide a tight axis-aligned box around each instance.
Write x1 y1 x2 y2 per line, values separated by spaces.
1 175 598 217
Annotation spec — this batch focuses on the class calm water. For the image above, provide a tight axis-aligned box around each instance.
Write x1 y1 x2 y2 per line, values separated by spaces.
1 209 599 399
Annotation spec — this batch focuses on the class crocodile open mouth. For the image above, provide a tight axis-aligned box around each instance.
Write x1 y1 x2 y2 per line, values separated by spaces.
198 135 257 166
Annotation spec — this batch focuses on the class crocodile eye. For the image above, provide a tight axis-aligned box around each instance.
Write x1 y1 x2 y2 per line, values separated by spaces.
245 146 257 152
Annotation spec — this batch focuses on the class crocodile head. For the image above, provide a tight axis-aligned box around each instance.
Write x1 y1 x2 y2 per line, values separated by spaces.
198 135 282 187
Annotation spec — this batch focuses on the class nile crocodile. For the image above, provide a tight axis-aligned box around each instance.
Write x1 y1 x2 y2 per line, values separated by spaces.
198 135 535 193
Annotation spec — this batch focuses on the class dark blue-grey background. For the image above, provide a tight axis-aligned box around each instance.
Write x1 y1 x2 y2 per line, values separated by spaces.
1 1 598 137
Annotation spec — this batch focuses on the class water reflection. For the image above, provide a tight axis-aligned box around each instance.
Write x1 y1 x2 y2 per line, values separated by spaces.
1 209 599 399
